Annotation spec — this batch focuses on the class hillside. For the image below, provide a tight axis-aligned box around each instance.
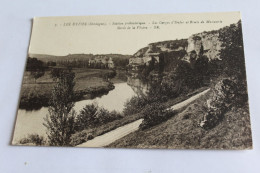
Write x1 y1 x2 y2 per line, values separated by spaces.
108 20 252 149
29 53 94 62
29 53 132 63
108 89 252 149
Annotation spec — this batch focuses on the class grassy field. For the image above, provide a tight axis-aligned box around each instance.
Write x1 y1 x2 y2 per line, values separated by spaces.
19 68 115 109
108 90 252 149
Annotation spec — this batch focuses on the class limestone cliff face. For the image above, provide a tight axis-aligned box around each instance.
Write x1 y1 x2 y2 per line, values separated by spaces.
129 39 188 72
129 24 229 73
127 76 149 96
186 31 222 61
133 39 188 58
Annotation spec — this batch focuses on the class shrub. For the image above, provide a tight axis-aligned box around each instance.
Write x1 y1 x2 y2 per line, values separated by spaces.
123 96 148 116
200 78 245 130
140 102 175 130
19 134 46 146
70 130 93 146
19 90 49 110
75 104 123 131
75 104 99 131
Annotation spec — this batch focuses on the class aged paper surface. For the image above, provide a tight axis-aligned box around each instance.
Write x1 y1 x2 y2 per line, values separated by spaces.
12 12 252 149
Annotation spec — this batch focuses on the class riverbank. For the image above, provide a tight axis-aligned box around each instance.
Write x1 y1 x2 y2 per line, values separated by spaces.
19 68 115 110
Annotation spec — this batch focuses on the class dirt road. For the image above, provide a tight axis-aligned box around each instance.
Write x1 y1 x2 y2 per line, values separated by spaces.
170 89 210 110
76 119 143 148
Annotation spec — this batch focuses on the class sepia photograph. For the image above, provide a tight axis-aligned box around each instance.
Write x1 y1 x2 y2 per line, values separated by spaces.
12 12 252 149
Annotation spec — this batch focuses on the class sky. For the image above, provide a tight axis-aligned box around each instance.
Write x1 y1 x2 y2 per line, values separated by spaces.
29 12 241 56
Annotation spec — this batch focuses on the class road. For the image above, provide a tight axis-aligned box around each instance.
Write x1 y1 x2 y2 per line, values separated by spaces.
76 88 210 148
76 119 143 148
170 89 210 110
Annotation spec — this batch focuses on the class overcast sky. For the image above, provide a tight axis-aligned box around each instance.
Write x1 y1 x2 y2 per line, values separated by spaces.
29 12 241 56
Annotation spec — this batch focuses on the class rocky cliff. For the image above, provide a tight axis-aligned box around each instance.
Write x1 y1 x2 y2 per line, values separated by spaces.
133 39 188 58
129 24 228 73
186 30 221 61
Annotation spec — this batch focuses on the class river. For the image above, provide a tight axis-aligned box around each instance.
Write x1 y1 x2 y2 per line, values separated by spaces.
12 82 137 144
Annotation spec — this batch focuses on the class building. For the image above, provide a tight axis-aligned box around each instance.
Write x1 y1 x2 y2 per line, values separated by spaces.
88 55 115 69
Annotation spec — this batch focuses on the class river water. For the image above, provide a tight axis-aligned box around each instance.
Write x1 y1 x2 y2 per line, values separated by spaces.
12 82 137 143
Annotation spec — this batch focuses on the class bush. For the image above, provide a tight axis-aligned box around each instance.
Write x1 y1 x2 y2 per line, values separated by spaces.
200 78 245 130
70 130 93 146
140 102 175 130
19 134 46 146
19 91 49 110
123 96 148 116
70 112 143 146
75 104 123 131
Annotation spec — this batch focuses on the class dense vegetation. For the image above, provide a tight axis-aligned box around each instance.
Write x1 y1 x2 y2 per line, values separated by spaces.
19 134 46 146
108 90 252 149
124 49 210 129
75 104 122 131
26 57 46 83
108 20 251 148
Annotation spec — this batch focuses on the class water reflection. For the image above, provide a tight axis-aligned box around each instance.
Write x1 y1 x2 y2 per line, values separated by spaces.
74 83 137 112
13 82 137 143
127 76 149 97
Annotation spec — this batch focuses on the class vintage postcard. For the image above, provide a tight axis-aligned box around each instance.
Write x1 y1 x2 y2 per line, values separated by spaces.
12 12 252 149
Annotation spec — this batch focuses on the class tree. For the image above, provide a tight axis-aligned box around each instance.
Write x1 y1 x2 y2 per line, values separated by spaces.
26 57 45 83
50 68 63 81
43 68 76 146
30 70 45 83
219 21 245 79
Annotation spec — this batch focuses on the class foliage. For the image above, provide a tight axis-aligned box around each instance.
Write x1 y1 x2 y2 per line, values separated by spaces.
75 104 123 131
26 57 45 82
19 90 49 110
100 70 116 81
50 67 75 82
219 20 245 79
199 21 248 130
50 68 63 81
139 102 175 130
70 112 143 146
112 56 130 67
26 57 44 71
30 70 45 83
19 68 115 110
70 130 94 146
46 61 56 66
19 134 46 146
123 96 148 116
109 90 252 149
43 68 77 146
200 78 248 130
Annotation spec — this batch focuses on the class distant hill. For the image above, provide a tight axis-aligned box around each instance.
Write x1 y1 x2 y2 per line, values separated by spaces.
28 53 93 62
28 53 132 68
29 53 132 61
